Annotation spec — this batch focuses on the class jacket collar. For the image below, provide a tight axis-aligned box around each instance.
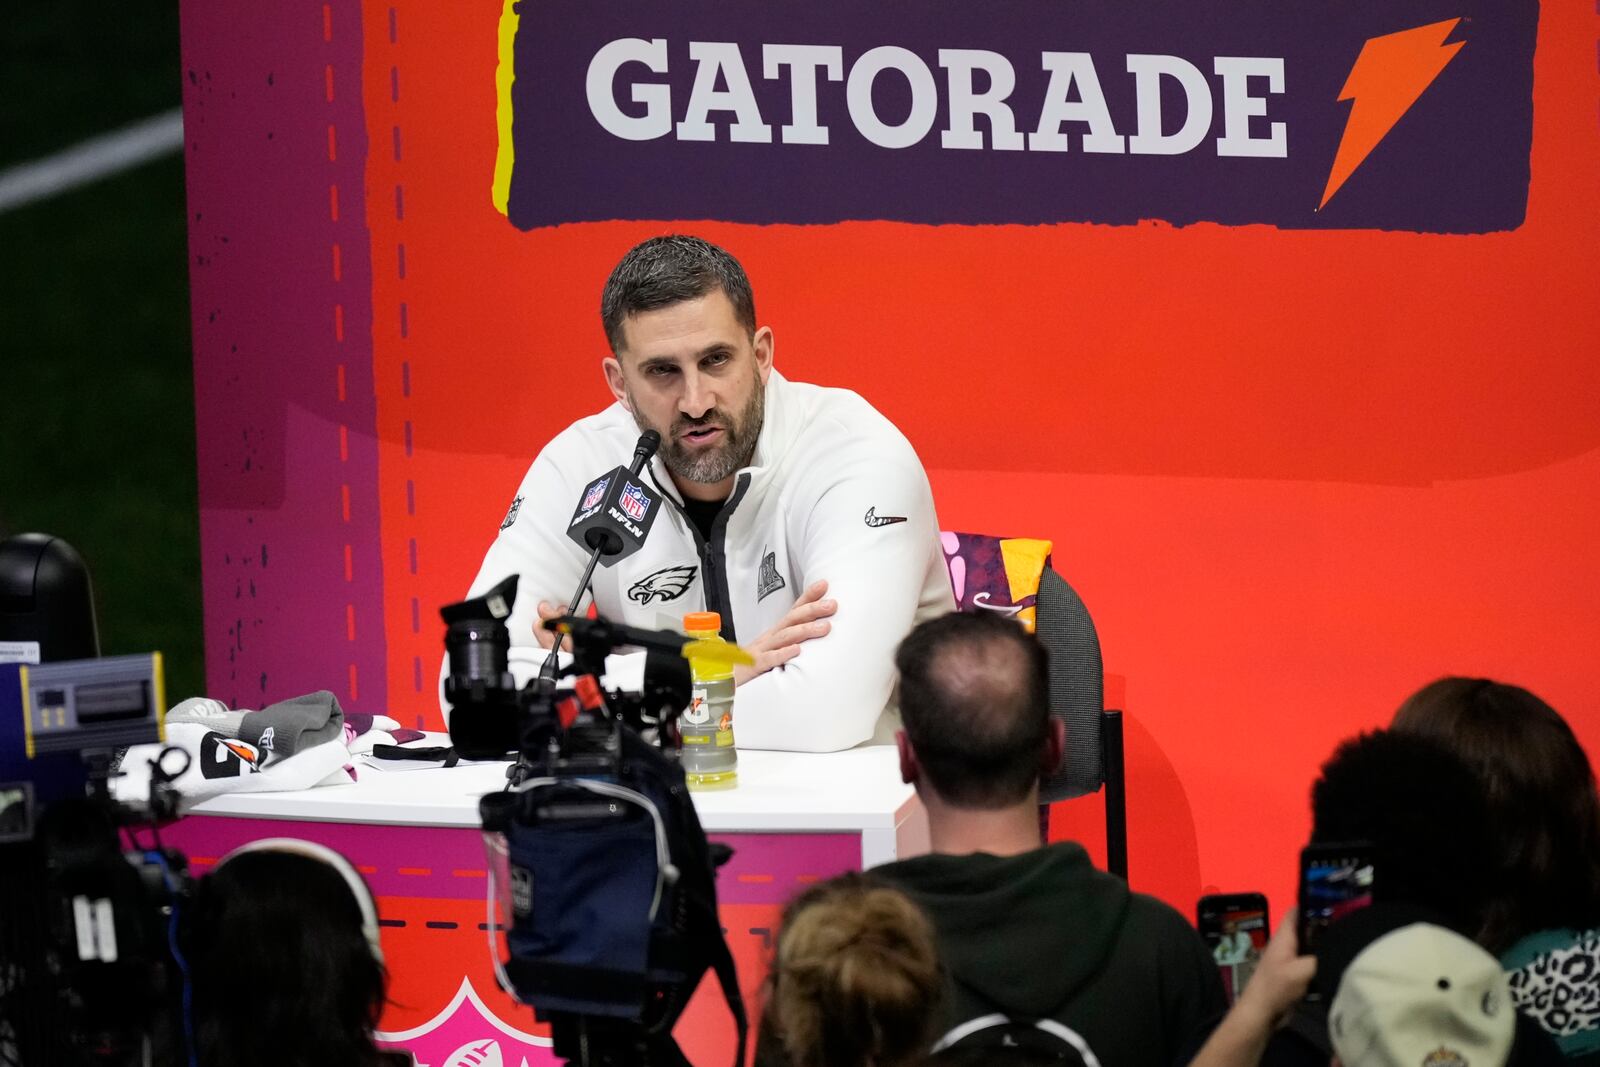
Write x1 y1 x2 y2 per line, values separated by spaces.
746 368 792 474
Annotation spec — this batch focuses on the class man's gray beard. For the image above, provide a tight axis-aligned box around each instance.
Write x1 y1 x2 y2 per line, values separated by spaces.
634 379 765 489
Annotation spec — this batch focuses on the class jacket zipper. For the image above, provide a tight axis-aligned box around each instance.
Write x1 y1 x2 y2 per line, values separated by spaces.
648 469 749 642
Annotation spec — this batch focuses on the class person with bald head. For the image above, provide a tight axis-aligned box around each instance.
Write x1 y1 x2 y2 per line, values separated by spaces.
875 611 1224 1067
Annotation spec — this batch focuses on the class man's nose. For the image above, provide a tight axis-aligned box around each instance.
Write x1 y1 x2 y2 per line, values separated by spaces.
679 369 714 419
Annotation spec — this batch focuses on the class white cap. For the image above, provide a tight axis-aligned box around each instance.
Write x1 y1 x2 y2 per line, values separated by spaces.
1330 923 1513 1067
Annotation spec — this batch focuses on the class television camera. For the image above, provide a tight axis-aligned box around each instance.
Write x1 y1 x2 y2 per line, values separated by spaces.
0 652 193 1067
440 574 749 1067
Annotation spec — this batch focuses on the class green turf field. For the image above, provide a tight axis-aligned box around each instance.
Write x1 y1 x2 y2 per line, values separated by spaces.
0 4 203 702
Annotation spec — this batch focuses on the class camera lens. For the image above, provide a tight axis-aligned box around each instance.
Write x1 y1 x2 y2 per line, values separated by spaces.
447 620 510 689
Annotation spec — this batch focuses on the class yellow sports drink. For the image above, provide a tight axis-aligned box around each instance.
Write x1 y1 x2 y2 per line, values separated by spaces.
681 611 737 788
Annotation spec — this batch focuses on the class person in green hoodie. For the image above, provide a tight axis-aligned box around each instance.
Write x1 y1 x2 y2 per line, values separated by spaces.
875 611 1227 1067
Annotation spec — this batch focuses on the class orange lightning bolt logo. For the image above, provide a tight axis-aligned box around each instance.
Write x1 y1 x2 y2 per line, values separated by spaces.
1320 19 1466 210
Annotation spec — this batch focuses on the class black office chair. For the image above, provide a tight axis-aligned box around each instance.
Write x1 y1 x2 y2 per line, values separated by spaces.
1034 567 1128 880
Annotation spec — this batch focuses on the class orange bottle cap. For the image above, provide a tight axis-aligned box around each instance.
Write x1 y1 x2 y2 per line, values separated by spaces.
683 611 721 631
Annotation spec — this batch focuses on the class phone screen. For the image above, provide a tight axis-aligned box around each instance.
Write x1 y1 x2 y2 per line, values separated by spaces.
1298 848 1376 954
1196 894 1269 1005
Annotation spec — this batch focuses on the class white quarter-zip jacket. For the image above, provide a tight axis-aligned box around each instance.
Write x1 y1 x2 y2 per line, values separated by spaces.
459 371 954 752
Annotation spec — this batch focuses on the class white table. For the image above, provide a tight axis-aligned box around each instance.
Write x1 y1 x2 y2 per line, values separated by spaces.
152 743 927 1065
179 744 928 868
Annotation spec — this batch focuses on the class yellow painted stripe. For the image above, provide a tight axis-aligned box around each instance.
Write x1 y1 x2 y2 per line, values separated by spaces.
490 0 519 216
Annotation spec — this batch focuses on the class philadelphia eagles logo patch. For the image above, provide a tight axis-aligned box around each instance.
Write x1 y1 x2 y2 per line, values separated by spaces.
628 564 697 605
500 494 523 531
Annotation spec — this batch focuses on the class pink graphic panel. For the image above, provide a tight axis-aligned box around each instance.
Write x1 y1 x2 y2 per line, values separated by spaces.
162 815 863 1062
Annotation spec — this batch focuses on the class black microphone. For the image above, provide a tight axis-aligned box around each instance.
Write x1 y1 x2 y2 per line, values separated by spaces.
630 429 661 472
560 431 663 617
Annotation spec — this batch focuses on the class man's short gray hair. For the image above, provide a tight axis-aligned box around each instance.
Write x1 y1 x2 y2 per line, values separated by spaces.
600 235 757 354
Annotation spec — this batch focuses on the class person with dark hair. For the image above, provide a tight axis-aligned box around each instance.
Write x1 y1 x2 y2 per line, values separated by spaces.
755 872 942 1067
1262 728 1563 1067
1308 728 1495 933
458 234 952 751
185 839 410 1067
1393 678 1600 1063
874 611 1226 1067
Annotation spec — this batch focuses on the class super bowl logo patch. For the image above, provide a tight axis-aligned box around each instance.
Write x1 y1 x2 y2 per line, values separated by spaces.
619 481 651 521
581 477 609 511
757 549 786 602
499 494 523 530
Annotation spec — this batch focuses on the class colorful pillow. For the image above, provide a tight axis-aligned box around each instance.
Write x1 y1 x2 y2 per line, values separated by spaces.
939 531 1054 633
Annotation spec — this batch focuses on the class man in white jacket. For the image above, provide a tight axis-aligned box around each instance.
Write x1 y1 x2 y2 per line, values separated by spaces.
460 235 952 752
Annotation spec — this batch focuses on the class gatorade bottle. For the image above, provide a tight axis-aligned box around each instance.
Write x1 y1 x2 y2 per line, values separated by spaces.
680 611 738 789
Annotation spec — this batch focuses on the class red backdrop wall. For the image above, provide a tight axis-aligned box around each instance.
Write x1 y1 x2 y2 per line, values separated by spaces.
182 0 1600 920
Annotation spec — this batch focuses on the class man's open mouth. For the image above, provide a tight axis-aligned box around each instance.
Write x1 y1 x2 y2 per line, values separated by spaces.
680 425 724 444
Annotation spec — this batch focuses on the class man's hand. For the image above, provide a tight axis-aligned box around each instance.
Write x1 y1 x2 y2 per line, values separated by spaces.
1235 915 1317 1030
1188 915 1316 1067
733 580 837 687
533 600 573 652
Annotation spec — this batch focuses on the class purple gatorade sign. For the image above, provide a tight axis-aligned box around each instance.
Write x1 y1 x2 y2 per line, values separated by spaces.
502 0 1535 234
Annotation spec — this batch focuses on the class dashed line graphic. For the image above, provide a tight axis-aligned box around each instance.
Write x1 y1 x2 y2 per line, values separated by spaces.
385 6 425 719
324 3 359 707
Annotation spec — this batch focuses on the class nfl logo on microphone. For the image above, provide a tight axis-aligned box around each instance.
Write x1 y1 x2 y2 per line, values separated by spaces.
581 476 610 511
620 481 651 521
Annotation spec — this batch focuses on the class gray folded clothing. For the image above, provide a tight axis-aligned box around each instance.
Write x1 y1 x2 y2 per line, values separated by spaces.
167 690 345 762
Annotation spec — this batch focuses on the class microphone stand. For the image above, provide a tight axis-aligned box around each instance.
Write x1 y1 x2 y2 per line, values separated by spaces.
534 431 663 699
515 431 663 787
564 431 661 616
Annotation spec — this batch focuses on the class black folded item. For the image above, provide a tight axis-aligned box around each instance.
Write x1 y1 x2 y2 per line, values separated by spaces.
368 743 459 768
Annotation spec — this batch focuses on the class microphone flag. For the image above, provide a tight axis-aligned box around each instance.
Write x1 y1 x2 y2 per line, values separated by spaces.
566 469 659 565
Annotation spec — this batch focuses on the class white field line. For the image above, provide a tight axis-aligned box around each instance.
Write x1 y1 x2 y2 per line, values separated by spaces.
0 108 184 215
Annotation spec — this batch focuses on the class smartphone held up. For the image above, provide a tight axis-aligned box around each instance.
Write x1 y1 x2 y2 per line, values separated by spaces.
1197 892 1270 1004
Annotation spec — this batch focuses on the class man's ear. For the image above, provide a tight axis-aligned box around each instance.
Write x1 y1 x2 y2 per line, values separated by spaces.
753 325 774 385
896 729 918 786
603 355 630 410
1041 717 1065 778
